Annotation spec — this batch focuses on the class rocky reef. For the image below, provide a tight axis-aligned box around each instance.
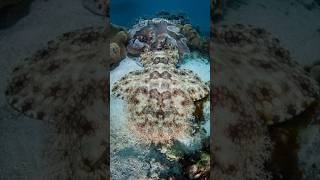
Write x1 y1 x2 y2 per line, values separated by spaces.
109 27 129 68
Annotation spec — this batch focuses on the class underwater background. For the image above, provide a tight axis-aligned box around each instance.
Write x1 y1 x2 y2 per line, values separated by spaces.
110 0 210 34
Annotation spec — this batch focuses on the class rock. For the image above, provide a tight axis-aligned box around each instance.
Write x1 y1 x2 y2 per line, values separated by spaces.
181 24 201 49
113 31 128 56
180 24 208 54
114 31 128 44
110 42 121 62
109 29 129 67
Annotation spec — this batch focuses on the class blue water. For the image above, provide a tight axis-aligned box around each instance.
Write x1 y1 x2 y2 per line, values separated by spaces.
110 0 210 34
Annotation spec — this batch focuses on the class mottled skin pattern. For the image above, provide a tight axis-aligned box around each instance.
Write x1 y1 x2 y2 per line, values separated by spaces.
211 24 319 180
112 19 209 144
113 50 209 144
6 27 108 179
